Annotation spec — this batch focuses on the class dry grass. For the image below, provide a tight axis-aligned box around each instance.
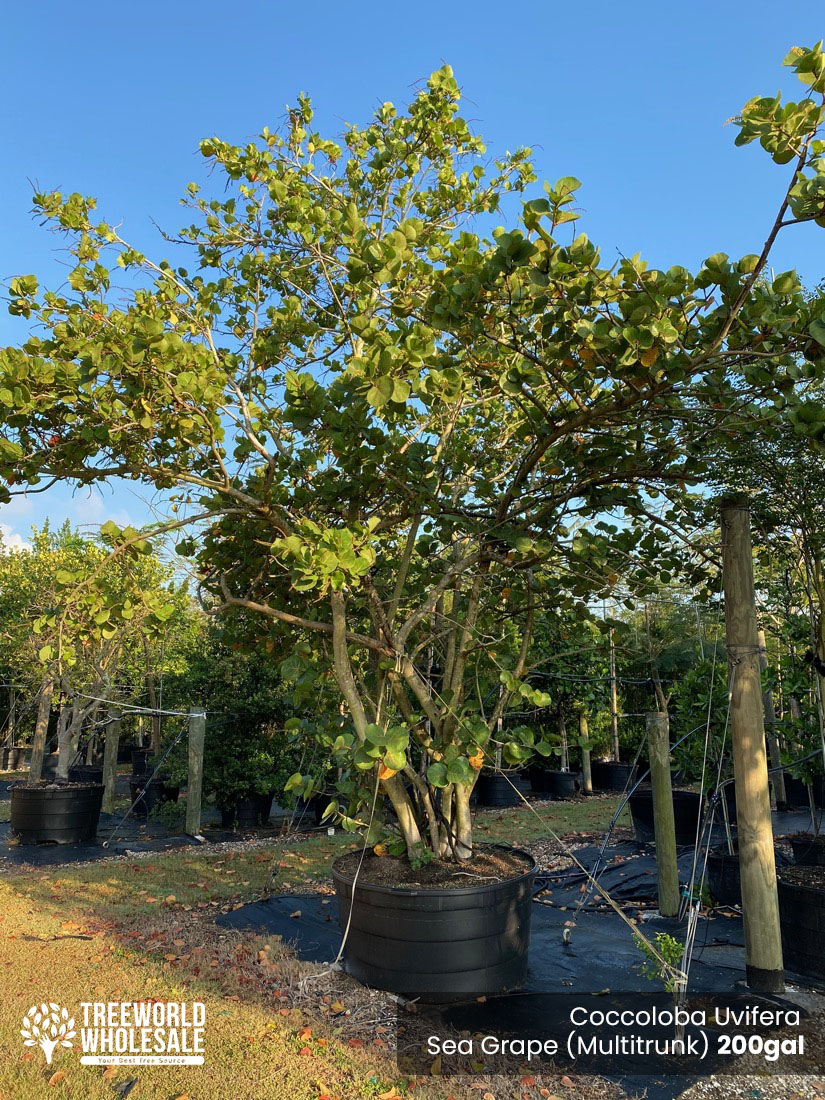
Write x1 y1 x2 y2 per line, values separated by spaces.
0 796 634 1100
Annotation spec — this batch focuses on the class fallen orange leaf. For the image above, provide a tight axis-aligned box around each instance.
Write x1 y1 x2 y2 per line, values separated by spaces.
48 1071 66 1086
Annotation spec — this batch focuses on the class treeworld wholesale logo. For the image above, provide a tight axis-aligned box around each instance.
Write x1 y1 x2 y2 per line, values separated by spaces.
20 1004 76 1064
21 1001 205 1066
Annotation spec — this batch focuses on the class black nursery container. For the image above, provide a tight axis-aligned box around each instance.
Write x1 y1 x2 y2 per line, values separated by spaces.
332 847 537 997
782 775 825 809
1 746 30 770
220 792 273 828
545 770 582 800
10 782 104 844
128 774 179 817
473 773 525 809
69 764 104 784
529 767 550 794
778 873 825 981
790 834 825 867
131 748 154 775
296 795 326 826
705 849 741 906
40 753 60 781
628 787 704 845
591 761 639 791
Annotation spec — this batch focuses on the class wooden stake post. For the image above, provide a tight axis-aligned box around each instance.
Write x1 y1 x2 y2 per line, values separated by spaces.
578 710 592 793
646 711 680 917
186 708 206 836
102 706 122 814
720 496 784 993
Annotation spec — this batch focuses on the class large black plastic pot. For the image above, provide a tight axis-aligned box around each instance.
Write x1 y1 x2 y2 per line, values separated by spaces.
591 761 639 791
220 792 273 828
628 787 704 845
778 872 825 981
528 767 551 794
128 774 179 817
790 834 825 867
705 849 741 906
10 782 104 843
545 770 582 800
69 764 103 784
332 847 537 997
1 746 30 770
473 773 526 809
719 780 777 822
131 748 155 775
40 753 60 781
782 775 825 809
296 795 326 826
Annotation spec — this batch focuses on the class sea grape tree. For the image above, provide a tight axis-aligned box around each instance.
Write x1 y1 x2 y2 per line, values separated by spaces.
3 48 825 855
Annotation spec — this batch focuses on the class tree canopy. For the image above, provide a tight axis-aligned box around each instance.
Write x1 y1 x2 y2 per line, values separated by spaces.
4 46 825 854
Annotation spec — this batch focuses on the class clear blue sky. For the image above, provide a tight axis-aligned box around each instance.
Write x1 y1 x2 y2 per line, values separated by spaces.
1 2 823 545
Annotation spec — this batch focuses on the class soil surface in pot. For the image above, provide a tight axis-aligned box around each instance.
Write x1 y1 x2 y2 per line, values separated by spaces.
333 846 532 889
12 779 100 790
779 864 825 888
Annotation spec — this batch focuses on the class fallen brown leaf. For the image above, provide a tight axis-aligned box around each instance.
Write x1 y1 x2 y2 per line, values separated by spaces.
48 1071 66 1086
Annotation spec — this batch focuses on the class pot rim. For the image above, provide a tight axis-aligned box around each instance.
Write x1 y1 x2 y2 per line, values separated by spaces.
10 780 104 792
331 843 537 899
777 872 825 893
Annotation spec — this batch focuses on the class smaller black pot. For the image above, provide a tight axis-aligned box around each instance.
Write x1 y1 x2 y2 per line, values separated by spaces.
592 761 639 791
296 795 326 826
474 773 526 809
221 792 274 828
128 774 179 817
545 770 582 800
528 767 551 794
2 746 31 770
69 764 104 784
628 787 704 845
790 834 825 867
705 849 741 906
40 753 61 781
131 748 155 775
782 775 825 809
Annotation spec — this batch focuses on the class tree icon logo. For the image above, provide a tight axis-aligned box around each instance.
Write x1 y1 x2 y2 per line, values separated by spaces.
20 1004 76 1064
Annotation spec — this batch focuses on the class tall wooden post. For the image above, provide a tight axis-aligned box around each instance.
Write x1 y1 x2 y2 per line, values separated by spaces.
579 710 592 793
757 629 785 807
186 708 206 836
8 687 15 744
609 626 620 762
28 680 53 783
102 706 122 814
720 496 784 993
646 711 680 916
